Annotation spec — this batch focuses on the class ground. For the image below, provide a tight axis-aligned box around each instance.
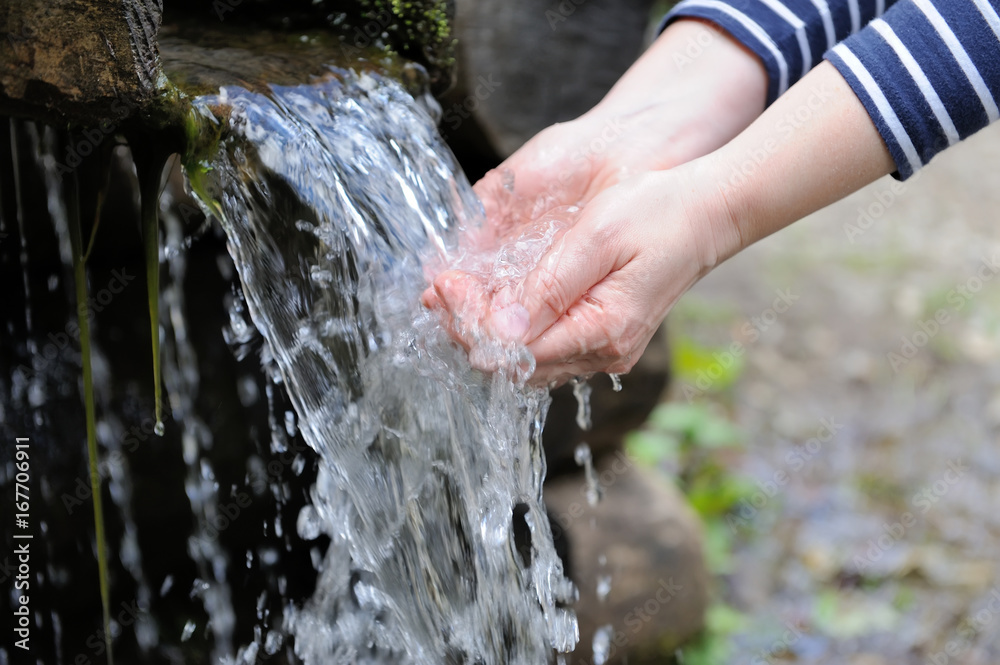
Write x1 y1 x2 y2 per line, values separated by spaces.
661 122 1000 663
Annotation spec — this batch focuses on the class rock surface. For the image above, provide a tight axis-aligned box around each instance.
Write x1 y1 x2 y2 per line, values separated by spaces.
546 459 709 664
0 0 162 125
449 0 657 157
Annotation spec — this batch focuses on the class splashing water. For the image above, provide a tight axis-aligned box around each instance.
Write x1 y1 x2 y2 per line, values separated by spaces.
185 68 577 663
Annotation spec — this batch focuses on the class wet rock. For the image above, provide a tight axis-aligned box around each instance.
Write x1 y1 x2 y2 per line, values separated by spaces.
1 0 457 126
545 459 709 663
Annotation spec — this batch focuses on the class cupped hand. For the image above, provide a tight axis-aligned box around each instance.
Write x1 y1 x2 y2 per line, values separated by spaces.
424 166 731 386
422 19 767 383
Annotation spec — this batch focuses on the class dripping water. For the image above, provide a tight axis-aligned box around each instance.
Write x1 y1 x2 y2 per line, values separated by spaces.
161 177 237 660
570 378 592 432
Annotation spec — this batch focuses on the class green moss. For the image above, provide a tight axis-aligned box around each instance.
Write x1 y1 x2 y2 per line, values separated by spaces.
363 0 456 74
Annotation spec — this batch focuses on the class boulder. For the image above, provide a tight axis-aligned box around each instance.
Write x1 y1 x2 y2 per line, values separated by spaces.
546 459 709 664
449 0 658 157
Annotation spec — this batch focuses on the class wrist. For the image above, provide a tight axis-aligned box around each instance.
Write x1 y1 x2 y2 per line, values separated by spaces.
672 155 748 273
591 19 767 129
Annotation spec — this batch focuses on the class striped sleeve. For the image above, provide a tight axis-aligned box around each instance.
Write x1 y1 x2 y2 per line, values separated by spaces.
825 0 1000 179
661 0 900 105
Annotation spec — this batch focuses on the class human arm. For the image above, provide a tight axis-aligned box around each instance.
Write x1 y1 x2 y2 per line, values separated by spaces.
426 0 1000 385
480 0 908 221
431 60 893 385
470 17 769 224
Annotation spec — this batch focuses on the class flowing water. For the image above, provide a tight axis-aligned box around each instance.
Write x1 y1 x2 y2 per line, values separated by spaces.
183 67 578 663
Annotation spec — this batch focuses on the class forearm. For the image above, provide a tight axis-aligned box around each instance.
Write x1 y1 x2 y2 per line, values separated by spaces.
586 19 769 158
594 19 767 118
695 60 895 264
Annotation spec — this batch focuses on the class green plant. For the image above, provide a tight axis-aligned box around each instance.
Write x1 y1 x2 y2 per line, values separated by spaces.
66 164 114 664
627 401 756 663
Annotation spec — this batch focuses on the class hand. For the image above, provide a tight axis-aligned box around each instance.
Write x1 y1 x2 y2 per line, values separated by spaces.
420 19 768 381
427 167 725 386
471 18 768 234
426 62 896 386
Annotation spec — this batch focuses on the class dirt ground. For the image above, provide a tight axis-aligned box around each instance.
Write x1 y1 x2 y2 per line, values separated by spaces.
669 122 1000 664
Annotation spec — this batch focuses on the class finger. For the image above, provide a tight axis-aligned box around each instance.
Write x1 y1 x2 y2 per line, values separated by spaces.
517 210 629 345
431 270 489 346
420 286 442 310
525 283 656 385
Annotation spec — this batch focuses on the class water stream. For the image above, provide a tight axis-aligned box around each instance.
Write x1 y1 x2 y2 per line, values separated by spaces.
184 67 578 663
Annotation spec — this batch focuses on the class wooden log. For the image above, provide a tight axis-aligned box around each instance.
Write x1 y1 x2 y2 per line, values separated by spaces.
0 0 162 125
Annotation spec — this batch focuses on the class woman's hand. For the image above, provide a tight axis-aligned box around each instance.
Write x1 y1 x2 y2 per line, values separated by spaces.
443 167 726 386
426 62 897 386
471 18 769 232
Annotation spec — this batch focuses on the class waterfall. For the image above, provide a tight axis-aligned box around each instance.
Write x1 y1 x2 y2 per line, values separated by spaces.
184 67 578 664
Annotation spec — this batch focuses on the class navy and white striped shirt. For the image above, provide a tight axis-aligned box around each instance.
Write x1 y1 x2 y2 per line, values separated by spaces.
663 0 1000 179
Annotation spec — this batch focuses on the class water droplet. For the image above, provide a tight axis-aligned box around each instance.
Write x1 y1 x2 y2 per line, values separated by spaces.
574 443 602 506
596 574 612 602
608 373 622 392
153 420 165 436
296 505 322 541
309 265 334 285
264 629 284 655
181 620 196 642
592 624 613 665
571 378 592 431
